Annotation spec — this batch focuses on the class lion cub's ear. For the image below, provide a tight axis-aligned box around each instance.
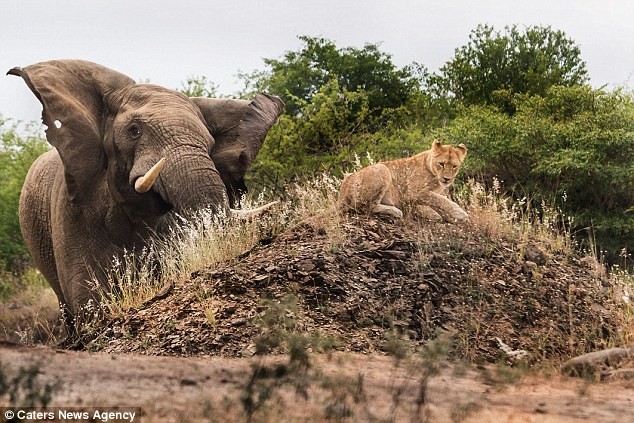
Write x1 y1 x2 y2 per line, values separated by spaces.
457 143 468 157
432 139 443 152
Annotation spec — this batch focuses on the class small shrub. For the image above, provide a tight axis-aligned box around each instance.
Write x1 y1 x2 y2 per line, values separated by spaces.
0 361 61 407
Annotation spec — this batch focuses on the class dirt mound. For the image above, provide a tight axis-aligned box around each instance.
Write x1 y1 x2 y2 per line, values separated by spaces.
91 216 625 364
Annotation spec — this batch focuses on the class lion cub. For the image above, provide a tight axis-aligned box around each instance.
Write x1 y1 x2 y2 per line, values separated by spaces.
338 140 468 222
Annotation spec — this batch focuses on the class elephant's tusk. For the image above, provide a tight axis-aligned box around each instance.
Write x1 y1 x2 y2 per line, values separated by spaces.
134 158 166 193
230 201 279 219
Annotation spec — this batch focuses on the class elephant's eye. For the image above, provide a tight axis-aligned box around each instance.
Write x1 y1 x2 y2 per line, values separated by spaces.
127 123 143 140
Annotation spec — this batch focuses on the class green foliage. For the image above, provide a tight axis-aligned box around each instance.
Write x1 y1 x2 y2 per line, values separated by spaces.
434 86 634 252
238 36 434 194
179 75 219 98
434 24 589 112
235 69 270 100
245 35 422 118
0 119 49 270
250 81 369 188
247 80 431 195
243 27 592 194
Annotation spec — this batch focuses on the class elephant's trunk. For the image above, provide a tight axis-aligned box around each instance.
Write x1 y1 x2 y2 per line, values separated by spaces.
153 154 230 217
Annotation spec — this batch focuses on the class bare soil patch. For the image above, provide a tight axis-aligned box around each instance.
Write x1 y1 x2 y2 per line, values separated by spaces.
1 343 632 422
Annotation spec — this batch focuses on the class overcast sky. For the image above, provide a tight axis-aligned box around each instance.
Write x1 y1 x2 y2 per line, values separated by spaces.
1 0 633 128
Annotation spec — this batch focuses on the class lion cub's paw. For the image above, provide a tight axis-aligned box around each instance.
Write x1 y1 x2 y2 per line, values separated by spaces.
372 204 404 219
451 207 469 222
388 207 404 219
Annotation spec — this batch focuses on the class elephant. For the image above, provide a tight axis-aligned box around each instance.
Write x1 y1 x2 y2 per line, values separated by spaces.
9 59 283 334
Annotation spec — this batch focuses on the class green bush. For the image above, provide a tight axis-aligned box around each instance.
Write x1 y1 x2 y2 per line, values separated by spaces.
238 31 630 261
247 81 367 194
0 119 49 271
251 35 422 118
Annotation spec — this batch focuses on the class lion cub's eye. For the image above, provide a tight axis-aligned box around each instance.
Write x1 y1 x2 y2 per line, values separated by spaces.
438 162 445 168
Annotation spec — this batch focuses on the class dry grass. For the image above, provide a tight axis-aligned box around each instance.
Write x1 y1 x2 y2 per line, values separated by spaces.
607 269 634 346
456 178 574 255
100 174 345 317
99 211 275 317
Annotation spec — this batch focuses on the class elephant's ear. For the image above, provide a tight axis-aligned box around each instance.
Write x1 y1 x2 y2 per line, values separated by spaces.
7 60 135 204
192 94 284 205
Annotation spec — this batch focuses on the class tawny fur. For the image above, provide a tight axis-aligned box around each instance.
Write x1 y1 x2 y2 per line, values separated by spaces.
338 140 468 222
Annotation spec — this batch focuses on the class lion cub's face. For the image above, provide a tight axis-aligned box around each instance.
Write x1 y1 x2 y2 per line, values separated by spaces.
429 140 467 187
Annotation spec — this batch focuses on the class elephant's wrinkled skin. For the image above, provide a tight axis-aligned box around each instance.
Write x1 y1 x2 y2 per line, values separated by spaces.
9 60 283 332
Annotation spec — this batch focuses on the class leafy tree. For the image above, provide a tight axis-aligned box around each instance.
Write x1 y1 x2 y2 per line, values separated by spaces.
0 119 49 270
245 35 422 118
248 80 373 195
246 78 439 196
235 69 270 100
179 75 219 98
434 25 589 112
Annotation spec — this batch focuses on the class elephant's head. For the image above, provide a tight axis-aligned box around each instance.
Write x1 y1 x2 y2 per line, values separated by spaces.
8 60 283 220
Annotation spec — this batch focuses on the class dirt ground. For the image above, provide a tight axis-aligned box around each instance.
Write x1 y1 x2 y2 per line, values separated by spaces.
1 342 632 422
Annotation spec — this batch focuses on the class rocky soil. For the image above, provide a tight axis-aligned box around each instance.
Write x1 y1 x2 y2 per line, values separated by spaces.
88 215 627 368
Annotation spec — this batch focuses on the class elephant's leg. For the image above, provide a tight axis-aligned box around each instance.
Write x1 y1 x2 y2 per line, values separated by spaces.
19 151 66 311
54 220 114 329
